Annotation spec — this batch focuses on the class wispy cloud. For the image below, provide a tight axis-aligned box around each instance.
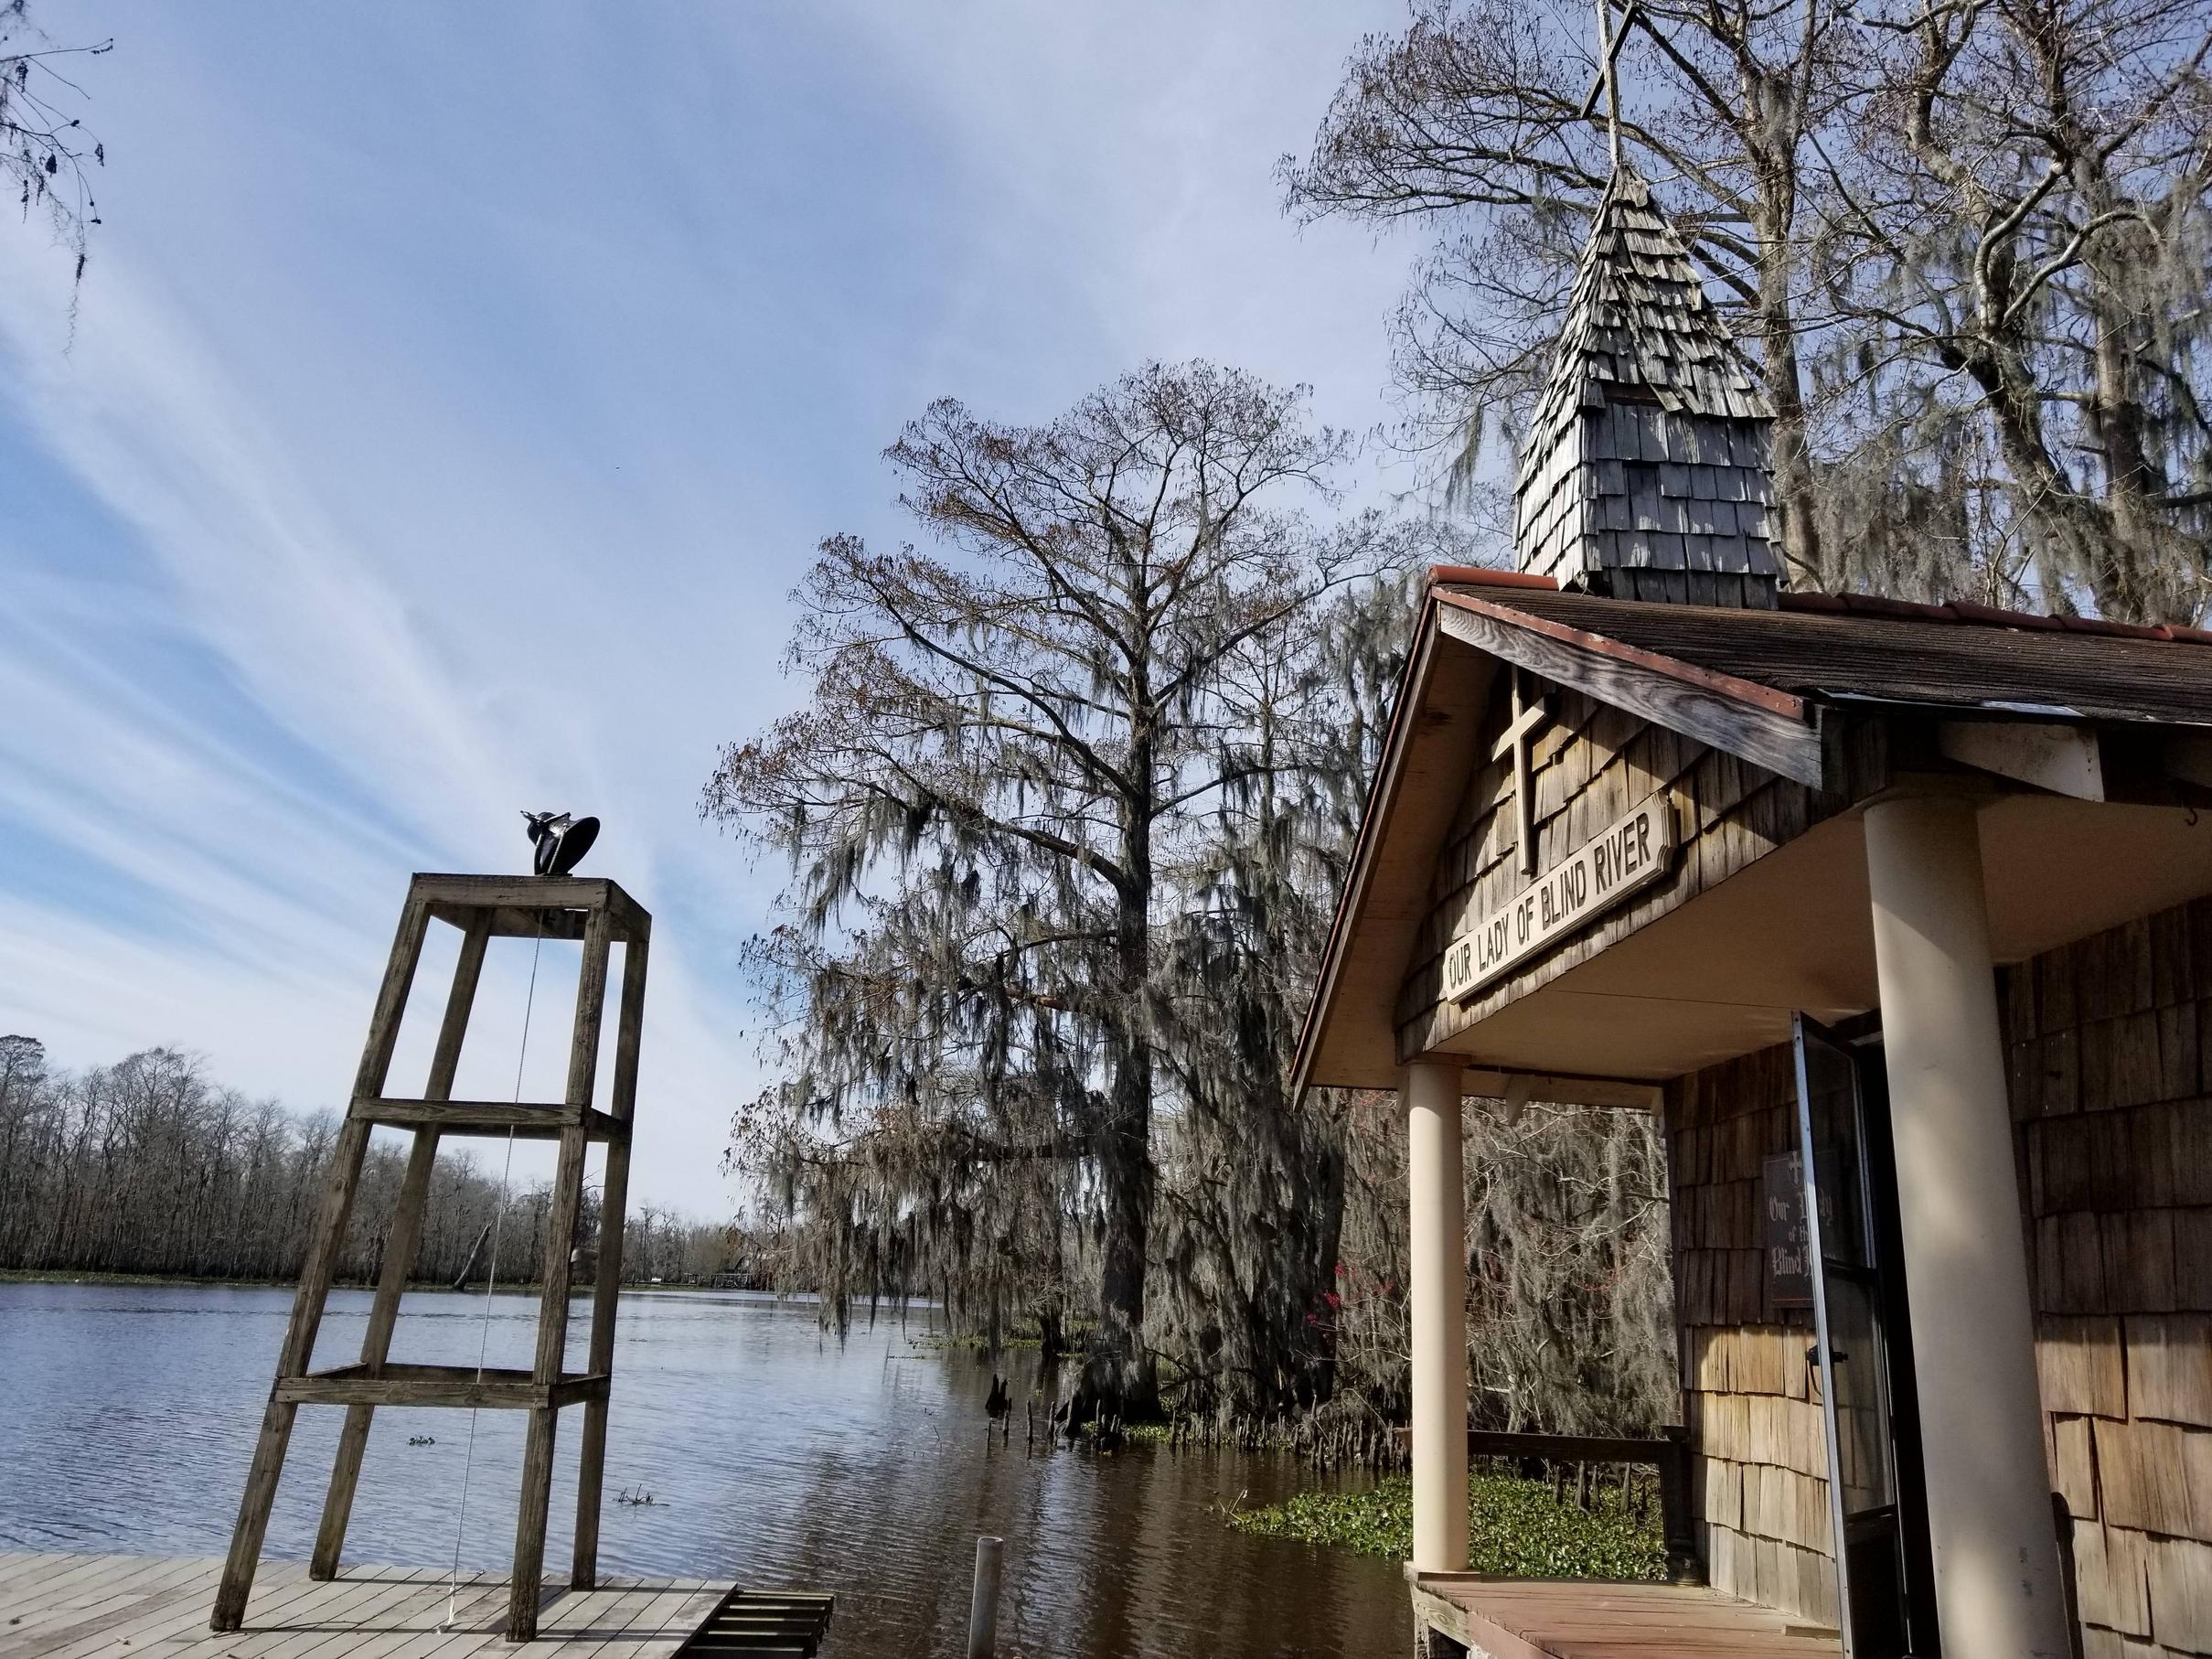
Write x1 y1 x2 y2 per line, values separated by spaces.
0 1 1411 1214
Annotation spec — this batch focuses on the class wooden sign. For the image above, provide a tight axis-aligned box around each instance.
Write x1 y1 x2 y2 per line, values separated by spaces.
1764 1151 1813 1307
1441 793 1678 1003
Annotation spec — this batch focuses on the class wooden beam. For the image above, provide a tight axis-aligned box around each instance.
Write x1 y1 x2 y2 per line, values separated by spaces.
2165 730 2212 791
427 899 592 941
510 1132 591 1638
1436 595 1827 787
1458 1066 1663 1112
1576 0 1643 115
411 872 613 909
214 892 431 1632
274 1365 609 1410
312 911 489 1580
412 872 649 941
574 929 650 1590
1292 618 1505 1097
1938 719 2105 800
512 903 611 1641
216 873 658 1647
347 1097 628 1140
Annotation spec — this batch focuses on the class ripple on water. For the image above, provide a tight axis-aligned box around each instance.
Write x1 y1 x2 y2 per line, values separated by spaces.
0 1282 1406 1656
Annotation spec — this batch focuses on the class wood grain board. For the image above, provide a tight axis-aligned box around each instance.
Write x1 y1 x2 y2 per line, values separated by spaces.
0 1556 726 1657
1664 1044 1843 1629
1411 1574 1839 1658
2002 896 2212 1656
1394 670 1869 1064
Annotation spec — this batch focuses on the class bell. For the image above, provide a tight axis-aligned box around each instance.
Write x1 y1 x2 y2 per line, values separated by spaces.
522 810 600 876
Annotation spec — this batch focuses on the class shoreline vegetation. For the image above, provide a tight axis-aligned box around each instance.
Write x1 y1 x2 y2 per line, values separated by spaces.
1228 1472 1667 1581
0 1040 744 1291
0 1268 767 1293
922 1326 1664 1585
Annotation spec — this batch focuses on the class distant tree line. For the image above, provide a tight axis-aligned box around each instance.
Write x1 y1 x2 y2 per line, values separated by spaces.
0 1036 741 1289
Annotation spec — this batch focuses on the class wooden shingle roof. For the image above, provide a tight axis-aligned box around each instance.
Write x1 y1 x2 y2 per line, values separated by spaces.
1450 580 2212 727
1513 169 1783 603
1525 169 1772 437
1290 565 2212 1094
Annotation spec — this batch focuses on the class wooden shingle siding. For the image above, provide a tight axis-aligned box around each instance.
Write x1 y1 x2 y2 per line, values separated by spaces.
1664 1044 1840 1629
1395 683 1880 1060
1509 170 1783 605
2008 897 2212 1658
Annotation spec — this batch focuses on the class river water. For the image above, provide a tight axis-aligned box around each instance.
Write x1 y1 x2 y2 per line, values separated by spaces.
0 1281 1406 1656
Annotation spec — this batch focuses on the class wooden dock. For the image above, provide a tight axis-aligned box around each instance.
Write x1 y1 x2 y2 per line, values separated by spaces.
1410 1573 1842 1656
0 1554 752 1657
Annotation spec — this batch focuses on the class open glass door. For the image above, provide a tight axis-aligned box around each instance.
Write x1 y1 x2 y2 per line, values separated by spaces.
1792 1014 1936 1657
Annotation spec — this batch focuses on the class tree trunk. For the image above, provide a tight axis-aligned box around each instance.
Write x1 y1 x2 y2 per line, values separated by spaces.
1090 905 1158 1417
1749 123 1822 587
1305 1138 1348 1410
1088 729 1159 1419
451 1221 493 1292
1035 1301 1065 1365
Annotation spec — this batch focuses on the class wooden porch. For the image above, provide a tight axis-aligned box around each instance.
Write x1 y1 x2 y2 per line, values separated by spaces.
0 1553 829 1657
1411 1574 1840 1658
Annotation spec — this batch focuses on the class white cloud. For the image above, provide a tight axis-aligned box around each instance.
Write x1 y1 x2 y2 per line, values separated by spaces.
0 1 1414 1217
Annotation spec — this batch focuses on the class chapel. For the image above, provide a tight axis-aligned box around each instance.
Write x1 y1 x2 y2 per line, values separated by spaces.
1298 165 2212 1658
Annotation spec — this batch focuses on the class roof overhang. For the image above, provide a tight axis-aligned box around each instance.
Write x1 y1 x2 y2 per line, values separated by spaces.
1294 578 2212 1104
1432 590 1828 787
1424 793 2212 1086
1291 597 1503 1098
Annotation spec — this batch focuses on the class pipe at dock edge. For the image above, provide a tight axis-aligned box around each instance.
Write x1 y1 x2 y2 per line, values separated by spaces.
967 1535 1004 1659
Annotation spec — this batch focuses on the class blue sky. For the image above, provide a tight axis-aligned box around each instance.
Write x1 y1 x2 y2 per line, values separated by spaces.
0 4 1420 1215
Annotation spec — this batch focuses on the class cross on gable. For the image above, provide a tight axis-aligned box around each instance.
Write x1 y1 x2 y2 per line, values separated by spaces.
1490 669 1551 876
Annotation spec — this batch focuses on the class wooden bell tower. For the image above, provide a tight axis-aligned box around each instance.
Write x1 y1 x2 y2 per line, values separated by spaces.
210 873 651 1643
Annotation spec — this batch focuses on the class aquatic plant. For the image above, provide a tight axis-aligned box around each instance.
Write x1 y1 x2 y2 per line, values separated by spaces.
1226 1472 1666 1581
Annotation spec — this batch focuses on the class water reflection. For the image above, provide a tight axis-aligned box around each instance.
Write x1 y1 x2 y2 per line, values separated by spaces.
0 1283 1405 1656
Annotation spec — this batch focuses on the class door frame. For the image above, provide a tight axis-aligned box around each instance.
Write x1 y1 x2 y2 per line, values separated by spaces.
1792 1011 1940 1655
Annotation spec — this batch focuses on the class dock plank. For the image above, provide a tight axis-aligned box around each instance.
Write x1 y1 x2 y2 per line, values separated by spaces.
249 1568 451 1659
0 1557 219 1657
35 1562 330 1659
536 1579 673 1659
0 1558 742 1659
1412 1576 1842 1659
210 1567 436 1659
0 1554 185 1638
319 1571 502 1659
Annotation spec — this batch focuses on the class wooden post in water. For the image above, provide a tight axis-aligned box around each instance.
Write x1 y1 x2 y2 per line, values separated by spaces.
967 1535 1004 1659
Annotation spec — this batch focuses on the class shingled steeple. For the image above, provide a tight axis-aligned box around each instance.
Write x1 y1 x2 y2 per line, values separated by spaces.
1512 168 1784 607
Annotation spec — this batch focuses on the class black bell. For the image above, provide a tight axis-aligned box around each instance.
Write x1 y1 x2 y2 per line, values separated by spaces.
522 810 600 876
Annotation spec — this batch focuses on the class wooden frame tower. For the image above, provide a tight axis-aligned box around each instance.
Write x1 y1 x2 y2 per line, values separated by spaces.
210 873 651 1643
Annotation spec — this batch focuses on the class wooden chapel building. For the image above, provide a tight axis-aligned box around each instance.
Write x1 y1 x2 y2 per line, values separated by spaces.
1296 172 2212 1659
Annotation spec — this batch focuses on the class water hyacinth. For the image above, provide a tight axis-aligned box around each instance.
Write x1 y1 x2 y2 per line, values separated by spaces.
1228 1472 1667 1581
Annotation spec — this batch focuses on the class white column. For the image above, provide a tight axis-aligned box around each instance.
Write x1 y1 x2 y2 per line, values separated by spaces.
1865 795 2069 1659
1405 1058 1469 1574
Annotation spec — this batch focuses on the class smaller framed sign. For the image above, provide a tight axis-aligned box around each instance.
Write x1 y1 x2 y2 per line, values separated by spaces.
1763 1150 1813 1308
